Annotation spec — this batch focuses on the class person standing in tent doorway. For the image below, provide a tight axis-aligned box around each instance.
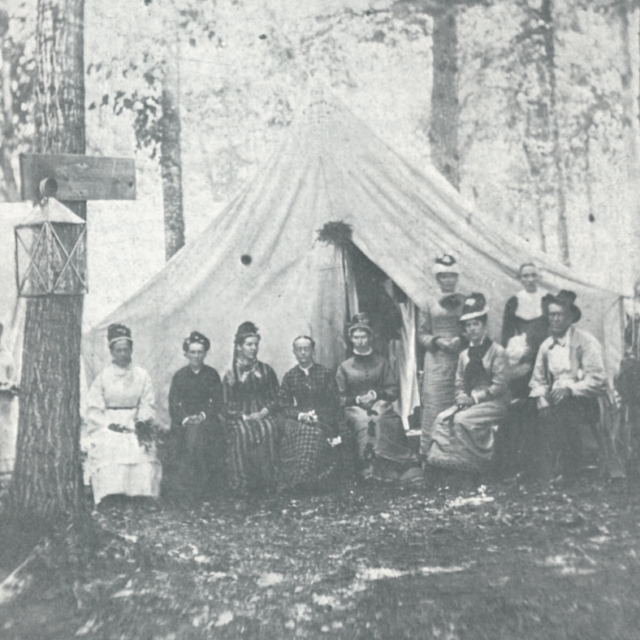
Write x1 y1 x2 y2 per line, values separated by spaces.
426 294 510 486
277 336 341 494
167 331 224 499
529 291 607 481
336 313 422 484
498 263 548 477
418 254 467 459
85 324 167 505
222 322 280 496
0 322 18 489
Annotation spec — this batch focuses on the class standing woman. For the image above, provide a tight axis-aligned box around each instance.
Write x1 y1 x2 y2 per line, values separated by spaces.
418 254 466 457
222 322 280 495
0 322 17 487
85 324 165 504
502 263 548 399
427 294 510 479
336 313 422 483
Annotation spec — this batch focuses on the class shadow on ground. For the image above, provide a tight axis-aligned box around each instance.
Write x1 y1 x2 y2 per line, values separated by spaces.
2 478 640 639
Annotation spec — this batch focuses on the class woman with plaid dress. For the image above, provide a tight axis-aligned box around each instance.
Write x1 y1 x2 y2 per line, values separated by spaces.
278 336 340 492
222 322 280 494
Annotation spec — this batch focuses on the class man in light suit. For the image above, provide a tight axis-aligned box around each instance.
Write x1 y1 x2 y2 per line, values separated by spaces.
529 290 607 479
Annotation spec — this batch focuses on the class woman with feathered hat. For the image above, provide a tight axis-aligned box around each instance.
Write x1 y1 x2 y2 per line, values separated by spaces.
222 321 280 495
426 294 510 480
418 254 467 456
85 323 166 504
336 313 422 483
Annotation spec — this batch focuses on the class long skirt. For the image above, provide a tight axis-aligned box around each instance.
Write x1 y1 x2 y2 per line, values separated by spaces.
345 401 422 483
92 461 162 505
164 418 225 499
427 401 507 472
226 416 279 493
420 350 459 455
279 418 337 490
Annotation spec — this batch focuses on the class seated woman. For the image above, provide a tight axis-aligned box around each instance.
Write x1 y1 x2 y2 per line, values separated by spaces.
427 294 509 480
336 313 421 484
167 331 223 498
222 321 280 495
85 323 166 505
278 336 340 493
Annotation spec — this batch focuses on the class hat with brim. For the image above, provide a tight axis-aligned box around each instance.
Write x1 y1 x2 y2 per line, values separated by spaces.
434 254 459 275
348 312 374 335
460 293 489 323
542 290 581 323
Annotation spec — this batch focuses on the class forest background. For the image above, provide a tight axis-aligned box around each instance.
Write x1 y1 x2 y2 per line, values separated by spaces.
1 0 639 330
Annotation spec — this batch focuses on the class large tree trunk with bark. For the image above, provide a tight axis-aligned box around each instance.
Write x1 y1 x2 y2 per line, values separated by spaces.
160 38 185 261
0 7 19 201
8 0 85 525
430 6 460 189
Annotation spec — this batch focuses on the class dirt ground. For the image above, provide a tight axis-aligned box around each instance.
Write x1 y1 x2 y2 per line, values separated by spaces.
2 477 640 640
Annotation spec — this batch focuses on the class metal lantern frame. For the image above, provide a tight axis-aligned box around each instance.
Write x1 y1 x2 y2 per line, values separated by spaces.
14 195 88 297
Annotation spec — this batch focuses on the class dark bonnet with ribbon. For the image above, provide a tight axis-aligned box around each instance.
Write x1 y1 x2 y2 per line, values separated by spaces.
183 330 211 352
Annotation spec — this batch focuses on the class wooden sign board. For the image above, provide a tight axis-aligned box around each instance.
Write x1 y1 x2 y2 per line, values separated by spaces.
20 153 136 202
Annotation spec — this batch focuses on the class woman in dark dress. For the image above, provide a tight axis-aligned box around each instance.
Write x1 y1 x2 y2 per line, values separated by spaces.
167 331 223 498
336 313 422 484
502 263 548 398
222 322 280 495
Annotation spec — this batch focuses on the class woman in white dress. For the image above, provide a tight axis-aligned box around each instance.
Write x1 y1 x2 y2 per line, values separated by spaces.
85 323 166 504
0 321 18 486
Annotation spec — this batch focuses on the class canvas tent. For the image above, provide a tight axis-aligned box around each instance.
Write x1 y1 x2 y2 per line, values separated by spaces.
84 90 625 428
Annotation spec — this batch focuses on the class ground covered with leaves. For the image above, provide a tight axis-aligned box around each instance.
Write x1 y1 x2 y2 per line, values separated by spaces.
2 477 640 640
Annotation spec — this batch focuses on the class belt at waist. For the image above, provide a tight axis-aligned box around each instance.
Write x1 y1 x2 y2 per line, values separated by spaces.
106 406 137 410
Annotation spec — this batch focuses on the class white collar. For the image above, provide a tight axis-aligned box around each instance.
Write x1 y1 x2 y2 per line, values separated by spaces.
515 288 545 321
298 363 314 375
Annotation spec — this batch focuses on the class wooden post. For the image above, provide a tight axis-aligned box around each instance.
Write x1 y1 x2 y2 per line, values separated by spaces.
8 0 87 525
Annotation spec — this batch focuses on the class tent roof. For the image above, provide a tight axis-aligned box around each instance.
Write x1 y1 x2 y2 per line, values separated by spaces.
84 89 623 423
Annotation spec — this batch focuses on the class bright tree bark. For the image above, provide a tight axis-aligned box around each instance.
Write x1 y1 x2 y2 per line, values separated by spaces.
540 0 570 266
160 35 185 261
429 6 460 189
8 0 85 524
0 6 19 201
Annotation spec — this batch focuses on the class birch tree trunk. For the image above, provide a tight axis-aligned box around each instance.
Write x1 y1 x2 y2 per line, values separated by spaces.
0 6 18 201
430 6 460 189
541 0 570 266
8 0 85 525
160 36 185 261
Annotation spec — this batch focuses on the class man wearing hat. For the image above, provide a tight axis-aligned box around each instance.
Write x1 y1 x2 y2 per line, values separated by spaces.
168 331 223 498
529 290 607 479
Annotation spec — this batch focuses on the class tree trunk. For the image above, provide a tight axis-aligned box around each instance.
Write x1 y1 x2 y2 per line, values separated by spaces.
430 7 460 189
0 8 19 201
8 0 85 525
541 0 570 265
160 37 185 261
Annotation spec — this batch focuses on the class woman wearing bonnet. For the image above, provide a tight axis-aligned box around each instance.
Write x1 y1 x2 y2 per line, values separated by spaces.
222 321 280 495
85 323 165 504
418 254 467 458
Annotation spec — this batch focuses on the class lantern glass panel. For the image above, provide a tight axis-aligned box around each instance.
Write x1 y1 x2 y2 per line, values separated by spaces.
15 221 87 296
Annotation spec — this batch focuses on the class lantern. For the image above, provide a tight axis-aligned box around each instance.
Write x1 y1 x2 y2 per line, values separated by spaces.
14 181 87 297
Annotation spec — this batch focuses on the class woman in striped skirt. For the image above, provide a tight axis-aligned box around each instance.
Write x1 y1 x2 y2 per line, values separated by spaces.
222 321 280 495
